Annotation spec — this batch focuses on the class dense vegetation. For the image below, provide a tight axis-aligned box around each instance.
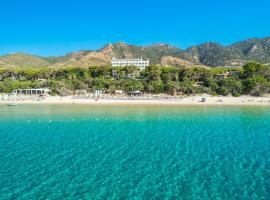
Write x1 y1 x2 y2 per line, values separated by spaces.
0 62 269 96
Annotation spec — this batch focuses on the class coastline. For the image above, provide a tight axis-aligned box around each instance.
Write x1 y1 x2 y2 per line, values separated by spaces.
1 95 270 106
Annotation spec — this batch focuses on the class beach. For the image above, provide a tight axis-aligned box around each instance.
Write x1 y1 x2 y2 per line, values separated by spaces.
1 95 270 106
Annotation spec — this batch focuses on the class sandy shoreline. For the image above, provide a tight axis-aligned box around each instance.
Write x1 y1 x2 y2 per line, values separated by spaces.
1 95 270 106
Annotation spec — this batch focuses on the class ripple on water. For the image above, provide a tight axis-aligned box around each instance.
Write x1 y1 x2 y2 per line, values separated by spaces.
0 105 270 199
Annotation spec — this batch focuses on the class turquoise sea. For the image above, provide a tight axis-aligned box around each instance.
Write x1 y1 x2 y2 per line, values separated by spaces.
0 105 270 199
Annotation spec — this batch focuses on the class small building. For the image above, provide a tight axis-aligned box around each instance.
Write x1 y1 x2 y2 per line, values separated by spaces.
228 71 240 75
129 90 142 96
111 57 149 70
214 71 240 80
95 90 103 97
193 81 204 87
11 75 19 80
13 88 51 95
112 70 119 79
37 79 47 82
114 90 124 94
213 72 230 80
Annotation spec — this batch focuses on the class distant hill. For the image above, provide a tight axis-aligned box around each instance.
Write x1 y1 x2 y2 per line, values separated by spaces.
0 36 270 68
178 37 270 67
46 50 111 67
231 37 270 64
45 42 183 67
178 42 246 67
0 53 50 68
99 42 183 64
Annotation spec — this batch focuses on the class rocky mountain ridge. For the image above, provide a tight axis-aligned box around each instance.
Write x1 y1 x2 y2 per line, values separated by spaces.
1 36 270 68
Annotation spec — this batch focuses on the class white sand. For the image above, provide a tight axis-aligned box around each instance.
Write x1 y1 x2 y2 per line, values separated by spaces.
1 95 270 106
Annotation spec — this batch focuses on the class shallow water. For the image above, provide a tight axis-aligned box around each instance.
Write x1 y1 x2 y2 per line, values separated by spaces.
0 105 270 199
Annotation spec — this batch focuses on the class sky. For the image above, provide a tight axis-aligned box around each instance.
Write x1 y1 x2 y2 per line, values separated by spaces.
0 0 269 56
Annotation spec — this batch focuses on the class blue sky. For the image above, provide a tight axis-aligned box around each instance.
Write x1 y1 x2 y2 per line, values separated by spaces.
0 0 269 56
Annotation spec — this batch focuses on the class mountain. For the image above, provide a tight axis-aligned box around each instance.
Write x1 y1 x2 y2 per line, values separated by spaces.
99 42 183 64
46 42 183 67
160 56 206 68
178 42 246 67
0 36 270 68
231 37 270 64
46 51 111 67
176 37 270 67
0 53 50 68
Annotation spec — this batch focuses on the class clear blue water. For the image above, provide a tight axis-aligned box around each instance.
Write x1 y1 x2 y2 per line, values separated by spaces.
0 105 270 199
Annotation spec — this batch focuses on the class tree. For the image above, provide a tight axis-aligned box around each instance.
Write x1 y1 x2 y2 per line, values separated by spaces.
0 79 42 93
146 80 164 93
204 78 219 94
243 77 270 96
89 66 111 78
164 81 179 95
0 63 269 97
179 67 209 82
179 79 195 95
220 77 242 96
242 61 265 78
143 65 161 82
161 67 179 83
120 79 144 92
123 66 140 78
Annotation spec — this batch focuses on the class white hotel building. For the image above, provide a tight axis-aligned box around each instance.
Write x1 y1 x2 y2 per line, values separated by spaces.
111 57 149 70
